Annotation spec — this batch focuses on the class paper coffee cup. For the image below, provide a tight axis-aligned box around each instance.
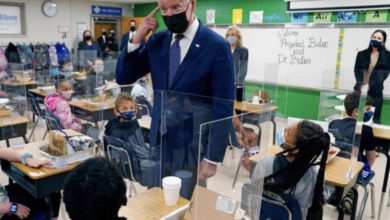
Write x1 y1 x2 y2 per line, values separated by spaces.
162 176 182 206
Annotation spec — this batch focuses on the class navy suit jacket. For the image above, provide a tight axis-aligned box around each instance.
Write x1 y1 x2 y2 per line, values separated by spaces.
116 21 234 162
120 33 129 51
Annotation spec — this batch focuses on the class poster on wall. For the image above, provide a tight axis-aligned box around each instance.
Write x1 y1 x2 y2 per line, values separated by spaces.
0 5 22 34
232 9 243 24
206 9 215 24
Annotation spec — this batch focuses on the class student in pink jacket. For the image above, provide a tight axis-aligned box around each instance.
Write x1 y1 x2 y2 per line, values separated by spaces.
44 81 83 132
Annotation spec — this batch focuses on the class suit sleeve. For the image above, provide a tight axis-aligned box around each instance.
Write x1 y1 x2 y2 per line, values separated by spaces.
354 52 364 91
238 48 249 86
120 35 126 51
206 41 235 163
115 40 150 85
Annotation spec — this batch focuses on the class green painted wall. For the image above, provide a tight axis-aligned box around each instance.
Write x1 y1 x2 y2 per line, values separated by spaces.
134 0 390 125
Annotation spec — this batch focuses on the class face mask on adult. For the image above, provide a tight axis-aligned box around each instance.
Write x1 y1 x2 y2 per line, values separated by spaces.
84 36 92 41
227 36 237 45
130 26 136 32
102 32 107 36
162 2 192 33
370 39 382 48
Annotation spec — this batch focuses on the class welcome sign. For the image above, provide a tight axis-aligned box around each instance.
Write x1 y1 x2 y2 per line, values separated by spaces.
0 5 21 34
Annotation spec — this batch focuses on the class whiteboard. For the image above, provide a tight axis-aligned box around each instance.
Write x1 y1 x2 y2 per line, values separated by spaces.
212 26 339 89
211 26 390 96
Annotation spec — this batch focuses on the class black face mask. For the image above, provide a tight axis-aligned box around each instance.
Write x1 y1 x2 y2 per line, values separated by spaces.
102 32 107 36
162 3 191 33
84 36 92 41
130 26 136 32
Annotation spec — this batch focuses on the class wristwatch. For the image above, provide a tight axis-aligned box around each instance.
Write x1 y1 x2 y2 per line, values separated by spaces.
9 203 18 214
20 153 33 165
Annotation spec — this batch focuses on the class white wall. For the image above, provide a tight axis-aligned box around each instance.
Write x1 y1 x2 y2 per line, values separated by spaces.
0 0 133 50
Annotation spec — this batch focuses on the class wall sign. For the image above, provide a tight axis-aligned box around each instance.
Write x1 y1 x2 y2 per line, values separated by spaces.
91 5 122 16
0 5 22 34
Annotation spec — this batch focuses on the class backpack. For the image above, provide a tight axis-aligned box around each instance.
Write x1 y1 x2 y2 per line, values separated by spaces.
241 183 302 220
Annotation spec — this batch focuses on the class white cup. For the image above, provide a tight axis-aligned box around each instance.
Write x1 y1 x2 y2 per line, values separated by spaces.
162 176 182 206
252 96 260 104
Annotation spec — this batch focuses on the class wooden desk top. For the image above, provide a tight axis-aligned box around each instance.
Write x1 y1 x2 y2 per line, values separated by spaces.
234 101 278 114
249 145 364 187
356 124 390 140
28 88 56 98
11 129 84 180
2 81 37 87
69 99 115 112
0 115 29 128
119 188 189 220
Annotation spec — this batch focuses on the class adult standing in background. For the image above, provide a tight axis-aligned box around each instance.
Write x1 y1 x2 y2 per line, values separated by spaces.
226 25 248 101
120 20 138 50
77 30 102 70
97 28 107 51
354 29 390 124
116 0 234 188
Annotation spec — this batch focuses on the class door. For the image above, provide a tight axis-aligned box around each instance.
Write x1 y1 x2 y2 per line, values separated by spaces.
94 22 116 40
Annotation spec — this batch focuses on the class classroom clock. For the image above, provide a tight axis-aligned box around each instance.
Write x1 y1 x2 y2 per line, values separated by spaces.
42 1 58 17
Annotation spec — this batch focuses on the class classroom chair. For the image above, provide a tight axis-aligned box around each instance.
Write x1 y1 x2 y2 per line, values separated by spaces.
104 136 139 197
26 92 48 141
45 110 64 130
356 171 376 220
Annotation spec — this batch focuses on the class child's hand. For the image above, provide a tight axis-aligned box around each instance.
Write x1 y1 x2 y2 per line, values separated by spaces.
26 158 53 169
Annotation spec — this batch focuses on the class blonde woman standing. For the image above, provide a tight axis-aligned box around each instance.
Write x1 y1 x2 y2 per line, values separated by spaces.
226 25 249 101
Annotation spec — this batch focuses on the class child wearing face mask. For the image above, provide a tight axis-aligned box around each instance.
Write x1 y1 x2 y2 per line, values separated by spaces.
44 81 83 132
252 120 330 220
105 93 152 161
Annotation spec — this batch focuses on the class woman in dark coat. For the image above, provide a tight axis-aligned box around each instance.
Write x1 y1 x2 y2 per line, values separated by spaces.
354 30 390 124
77 30 102 70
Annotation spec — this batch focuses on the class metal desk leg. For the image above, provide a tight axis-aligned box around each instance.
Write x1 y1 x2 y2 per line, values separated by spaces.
6 139 10 147
337 204 345 220
377 149 390 220
271 119 276 145
23 135 28 144
350 187 358 220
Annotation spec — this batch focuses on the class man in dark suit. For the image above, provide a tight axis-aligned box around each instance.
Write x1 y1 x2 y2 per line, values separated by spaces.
116 0 234 186
120 20 137 50
97 28 107 51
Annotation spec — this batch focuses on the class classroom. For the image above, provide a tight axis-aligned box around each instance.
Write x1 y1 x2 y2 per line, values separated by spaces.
0 0 390 219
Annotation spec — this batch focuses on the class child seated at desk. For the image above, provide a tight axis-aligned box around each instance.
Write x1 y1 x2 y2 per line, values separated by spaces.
251 120 330 219
63 158 127 220
0 147 56 220
45 81 83 132
44 80 100 141
327 92 376 211
105 93 151 160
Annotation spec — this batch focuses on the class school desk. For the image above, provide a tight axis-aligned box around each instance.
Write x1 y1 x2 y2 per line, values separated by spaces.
69 99 116 126
118 188 189 220
234 101 278 144
0 114 29 147
0 129 84 198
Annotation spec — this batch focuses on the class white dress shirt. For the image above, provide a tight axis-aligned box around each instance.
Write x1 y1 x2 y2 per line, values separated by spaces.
129 31 136 41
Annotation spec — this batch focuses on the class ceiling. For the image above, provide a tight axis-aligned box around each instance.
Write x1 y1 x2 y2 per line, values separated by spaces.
93 0 157 4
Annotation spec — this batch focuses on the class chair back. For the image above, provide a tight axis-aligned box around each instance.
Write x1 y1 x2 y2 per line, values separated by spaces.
27 92 45 117
103 135 141 182
45 110 64 130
